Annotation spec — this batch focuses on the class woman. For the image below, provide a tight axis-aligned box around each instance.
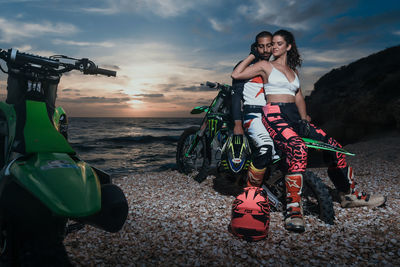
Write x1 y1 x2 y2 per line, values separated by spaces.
232 29 385 233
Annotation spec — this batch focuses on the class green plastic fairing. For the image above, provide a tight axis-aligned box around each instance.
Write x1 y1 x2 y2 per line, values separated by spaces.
52 106 66 132
9 153 101 217
24 100 74 154
191 106 209 114
302 137 355 156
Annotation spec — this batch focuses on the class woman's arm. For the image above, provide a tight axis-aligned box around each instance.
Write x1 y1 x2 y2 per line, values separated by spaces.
293 70 308 121
231 55 268 80
295 88 308 120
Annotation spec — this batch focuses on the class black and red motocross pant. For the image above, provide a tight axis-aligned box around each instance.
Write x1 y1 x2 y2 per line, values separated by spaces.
262 102 351 193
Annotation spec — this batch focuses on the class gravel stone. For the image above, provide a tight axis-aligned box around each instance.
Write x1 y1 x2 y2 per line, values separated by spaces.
65 133 400 266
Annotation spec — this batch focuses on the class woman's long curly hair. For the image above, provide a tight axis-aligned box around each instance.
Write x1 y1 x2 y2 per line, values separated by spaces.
273 29 302 70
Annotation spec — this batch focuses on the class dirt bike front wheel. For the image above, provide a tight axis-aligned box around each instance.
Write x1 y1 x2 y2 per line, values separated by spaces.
302 171 335 225
176 126 209 181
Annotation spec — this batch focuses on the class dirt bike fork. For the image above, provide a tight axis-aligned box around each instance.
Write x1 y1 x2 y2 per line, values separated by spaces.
185 119 209 157
261 184 284 211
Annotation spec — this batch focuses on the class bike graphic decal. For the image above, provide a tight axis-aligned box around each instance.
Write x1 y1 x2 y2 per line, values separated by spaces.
208 119 221 139
40 160 79 170
27 80 42 93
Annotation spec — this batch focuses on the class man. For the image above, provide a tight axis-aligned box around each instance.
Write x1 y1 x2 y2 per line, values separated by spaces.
231 31 275 187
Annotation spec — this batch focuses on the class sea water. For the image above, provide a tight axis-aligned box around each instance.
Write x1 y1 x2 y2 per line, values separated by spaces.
68 117 201 178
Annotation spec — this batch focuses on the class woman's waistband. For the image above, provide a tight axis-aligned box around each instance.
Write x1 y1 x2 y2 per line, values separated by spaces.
267 102 296 106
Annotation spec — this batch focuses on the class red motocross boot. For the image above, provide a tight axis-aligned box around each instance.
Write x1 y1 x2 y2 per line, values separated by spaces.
284 173 305 233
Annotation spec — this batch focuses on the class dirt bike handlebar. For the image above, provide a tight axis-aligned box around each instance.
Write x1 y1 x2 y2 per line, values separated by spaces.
205 81 231 93
0 48 116 77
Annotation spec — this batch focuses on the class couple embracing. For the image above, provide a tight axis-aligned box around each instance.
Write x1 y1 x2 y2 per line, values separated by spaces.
230 30 385 233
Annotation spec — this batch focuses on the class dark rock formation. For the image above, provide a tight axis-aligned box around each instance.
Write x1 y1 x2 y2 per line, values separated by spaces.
305 45 400 144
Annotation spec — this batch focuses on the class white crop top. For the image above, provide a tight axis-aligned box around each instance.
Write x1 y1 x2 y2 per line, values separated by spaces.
264 67 300 96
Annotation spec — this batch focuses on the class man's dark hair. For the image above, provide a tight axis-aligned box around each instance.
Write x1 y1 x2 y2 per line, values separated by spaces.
255 31 272 43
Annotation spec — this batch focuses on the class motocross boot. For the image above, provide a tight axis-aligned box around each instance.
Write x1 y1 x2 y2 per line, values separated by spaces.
246 162 266 187
330 166 387 208
284 173 305 233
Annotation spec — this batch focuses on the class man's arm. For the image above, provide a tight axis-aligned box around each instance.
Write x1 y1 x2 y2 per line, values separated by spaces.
231 78 245 135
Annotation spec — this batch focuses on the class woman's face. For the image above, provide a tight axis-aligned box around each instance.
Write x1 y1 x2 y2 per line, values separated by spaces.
272 35 291 58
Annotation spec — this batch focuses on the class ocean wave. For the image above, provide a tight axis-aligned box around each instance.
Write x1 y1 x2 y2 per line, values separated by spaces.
97 135 180 144
142 127 188 132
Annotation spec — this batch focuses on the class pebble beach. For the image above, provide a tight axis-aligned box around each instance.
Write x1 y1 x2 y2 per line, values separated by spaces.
65 133 400 266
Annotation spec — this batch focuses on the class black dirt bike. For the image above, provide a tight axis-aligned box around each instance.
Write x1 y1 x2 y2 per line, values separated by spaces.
176 81 356 225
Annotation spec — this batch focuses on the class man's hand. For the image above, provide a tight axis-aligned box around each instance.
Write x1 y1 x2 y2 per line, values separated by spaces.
234 120 244 135
250 42 259 59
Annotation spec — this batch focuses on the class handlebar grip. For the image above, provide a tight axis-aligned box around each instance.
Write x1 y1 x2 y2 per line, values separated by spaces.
12 49 60 68
95 67 116 77
206 81 217 88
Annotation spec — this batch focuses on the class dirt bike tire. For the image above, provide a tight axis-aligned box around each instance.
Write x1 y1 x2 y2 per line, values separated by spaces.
303 171 335 225
176 126 209 181
19 237 71 267
0 218 71 266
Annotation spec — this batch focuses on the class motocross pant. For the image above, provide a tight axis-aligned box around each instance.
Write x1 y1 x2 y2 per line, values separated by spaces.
262 102 351 193
243 105 275 170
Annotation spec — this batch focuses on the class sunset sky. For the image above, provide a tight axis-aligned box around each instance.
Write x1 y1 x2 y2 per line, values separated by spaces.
0 0 399 117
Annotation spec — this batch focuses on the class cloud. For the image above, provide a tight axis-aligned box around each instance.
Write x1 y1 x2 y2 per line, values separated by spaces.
175 84 217 92
237 0 357 31
81 0 205 18
0 17 78 43
321 10 400 40
60 96 131 104
209 18 232 33
52 39 114 48
134 94 164 98
301 47 373 64
62 88 81 92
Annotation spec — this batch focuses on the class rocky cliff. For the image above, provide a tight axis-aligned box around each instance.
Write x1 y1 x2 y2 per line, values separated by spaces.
305 45 400 144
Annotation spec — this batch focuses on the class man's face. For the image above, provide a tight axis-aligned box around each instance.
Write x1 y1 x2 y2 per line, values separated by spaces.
256 36 272 60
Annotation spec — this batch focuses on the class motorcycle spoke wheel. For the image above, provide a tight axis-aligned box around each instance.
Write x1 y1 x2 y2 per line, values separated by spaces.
176 126 208 177
302 171 335 225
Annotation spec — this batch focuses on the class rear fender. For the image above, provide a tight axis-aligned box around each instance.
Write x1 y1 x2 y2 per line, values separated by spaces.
302 137 355 156
8 153 101 217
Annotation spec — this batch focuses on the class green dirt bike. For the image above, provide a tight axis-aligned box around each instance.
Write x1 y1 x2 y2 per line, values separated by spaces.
176 81 356 225
0 48 128 266
176 82 233 182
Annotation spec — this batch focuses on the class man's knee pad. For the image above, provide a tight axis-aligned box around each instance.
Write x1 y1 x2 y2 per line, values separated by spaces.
252 145 273 169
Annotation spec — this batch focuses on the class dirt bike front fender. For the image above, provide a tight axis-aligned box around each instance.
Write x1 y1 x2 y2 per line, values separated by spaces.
7 152 101 217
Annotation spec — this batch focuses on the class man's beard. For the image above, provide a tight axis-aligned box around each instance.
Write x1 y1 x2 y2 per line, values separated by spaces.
259 53 271 61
